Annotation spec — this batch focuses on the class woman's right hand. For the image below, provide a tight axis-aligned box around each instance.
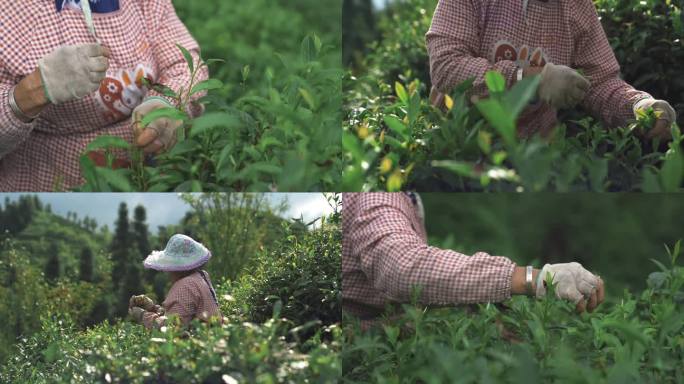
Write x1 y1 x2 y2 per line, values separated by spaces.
37 43 110 104
536 262 605 313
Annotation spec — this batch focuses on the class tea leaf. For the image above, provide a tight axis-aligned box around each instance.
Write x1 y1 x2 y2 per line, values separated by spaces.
190 112 240 138
190 79 224 96
177 44 195 74
485 70 506 94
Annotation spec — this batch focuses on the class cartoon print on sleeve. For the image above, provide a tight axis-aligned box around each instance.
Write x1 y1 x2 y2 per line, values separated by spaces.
96 64 154 122
493 40 547 68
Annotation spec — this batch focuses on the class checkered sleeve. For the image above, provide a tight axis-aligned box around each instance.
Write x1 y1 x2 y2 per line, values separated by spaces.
573 0 651 128
161 279 200 325
0 62 35 159
426 0 518 99
145 0 208 117
350 194 515 305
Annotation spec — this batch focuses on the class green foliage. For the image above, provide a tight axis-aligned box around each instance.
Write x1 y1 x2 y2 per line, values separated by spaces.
0 241 107 363
226 219 342 340
343 0 684 192
77 0 343 192
1 305 341 383
342 242 684 383
5 209 108 281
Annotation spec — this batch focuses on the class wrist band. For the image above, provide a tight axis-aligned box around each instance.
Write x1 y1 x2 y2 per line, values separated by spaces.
516 67 524 82
525 265 534 295
8 85 39 123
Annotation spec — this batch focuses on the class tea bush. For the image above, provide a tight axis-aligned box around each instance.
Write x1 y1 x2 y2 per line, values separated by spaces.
77 0 342 192
342 242 684 383
1 305 341 383
225 219 341 335
0 219 342 383
343 0 684 192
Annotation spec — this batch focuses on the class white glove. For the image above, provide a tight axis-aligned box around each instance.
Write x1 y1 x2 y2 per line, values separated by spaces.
633 98 677 125
129 306 146 324
538 63 591 110
536 262 600 304
38 44 109 104
132 97 181 154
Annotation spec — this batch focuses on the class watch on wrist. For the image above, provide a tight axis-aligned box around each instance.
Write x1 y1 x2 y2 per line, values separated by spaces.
525 265 534 295
516 67 524 82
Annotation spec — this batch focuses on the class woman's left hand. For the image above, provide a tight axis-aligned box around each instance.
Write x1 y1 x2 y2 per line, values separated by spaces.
132 97 182 154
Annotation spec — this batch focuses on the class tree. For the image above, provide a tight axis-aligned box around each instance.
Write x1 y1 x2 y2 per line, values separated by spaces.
44 242 60 283
132 205 154 285
132 206 151 258
180 193 289 280
110 203 130 308
79 247 94 283
343 0 378 66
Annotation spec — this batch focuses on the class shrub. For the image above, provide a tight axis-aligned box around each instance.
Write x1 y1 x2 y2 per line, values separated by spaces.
225 216 342 340
342 242 684 383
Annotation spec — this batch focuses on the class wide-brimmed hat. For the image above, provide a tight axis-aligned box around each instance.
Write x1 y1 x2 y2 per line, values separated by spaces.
143 234 211 271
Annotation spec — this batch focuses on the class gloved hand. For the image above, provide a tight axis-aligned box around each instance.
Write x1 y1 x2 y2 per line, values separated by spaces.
538 63 591 110
633 98 677 141
38 44 110 104
129 295 155 311
536 262 604 312
132 97 181 154
129 306 146 324
151 304 165 316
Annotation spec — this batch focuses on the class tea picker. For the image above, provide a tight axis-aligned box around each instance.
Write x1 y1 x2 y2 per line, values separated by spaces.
128 234 223 329
0 0 207 191
426 0 676 140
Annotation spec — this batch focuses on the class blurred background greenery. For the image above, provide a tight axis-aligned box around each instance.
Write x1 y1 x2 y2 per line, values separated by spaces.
343 0 684 125
421 193 684 294
176 0 341 102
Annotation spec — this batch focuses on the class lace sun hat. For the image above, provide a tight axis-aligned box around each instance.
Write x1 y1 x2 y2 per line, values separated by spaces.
143 234 211 271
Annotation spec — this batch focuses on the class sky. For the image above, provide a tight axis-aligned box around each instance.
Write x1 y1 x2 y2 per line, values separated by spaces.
0 193 335 230
373 0 388 9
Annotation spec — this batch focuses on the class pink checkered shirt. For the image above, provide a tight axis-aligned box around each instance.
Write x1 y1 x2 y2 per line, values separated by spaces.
342 193 515 320
426 0 651 136
0 0 207 191
143 270 222 329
